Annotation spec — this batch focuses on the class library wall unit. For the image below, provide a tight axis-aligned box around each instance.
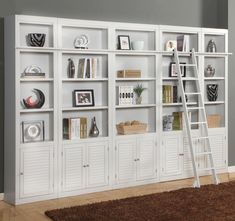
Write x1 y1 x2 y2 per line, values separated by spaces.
4 15 230 205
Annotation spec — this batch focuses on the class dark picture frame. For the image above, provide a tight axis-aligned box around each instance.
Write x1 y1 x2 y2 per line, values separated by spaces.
118 35 131 50
73 90 95 107
169 62 186 77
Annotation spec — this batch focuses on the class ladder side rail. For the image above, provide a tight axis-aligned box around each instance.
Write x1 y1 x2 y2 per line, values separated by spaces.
174 49 200 187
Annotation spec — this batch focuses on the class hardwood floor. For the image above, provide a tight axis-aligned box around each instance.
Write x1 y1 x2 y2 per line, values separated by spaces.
0 173 231 221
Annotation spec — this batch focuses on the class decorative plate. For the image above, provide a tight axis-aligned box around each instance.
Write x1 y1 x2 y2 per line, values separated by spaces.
74 34 89 49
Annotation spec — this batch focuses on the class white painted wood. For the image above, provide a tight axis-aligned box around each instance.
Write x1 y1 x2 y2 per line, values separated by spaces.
19 147 54 199
4 14 229 204
86 142 109 188
115 138 136 184
0 193 4 201
161 133 183 179
62 144 85 192
136 137 156 181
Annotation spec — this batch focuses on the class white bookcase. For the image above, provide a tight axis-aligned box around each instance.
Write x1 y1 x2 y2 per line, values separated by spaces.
4 15 230 205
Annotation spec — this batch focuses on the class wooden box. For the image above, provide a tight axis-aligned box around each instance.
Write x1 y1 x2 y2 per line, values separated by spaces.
117 70 141 78
116 123 147 135
207 115 221 128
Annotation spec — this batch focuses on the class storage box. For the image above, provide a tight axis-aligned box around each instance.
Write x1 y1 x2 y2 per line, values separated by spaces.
207 115 221 128
117 70 141 78
116 123 147 135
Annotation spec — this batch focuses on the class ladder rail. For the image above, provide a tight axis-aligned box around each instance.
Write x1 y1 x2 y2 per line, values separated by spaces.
174 49 200 187
174 49 219 187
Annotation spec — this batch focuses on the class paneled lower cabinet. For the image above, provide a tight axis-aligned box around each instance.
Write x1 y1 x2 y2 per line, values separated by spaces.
115 135 156 184
62 141 109 192
4 15 228 204
19 146 54 199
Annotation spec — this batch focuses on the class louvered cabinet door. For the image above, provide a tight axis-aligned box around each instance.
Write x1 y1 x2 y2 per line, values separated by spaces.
208 131 226 169
19 147 54 199
161 134 183 178
136 136 156 181
62 144 85 192
86 142 109 188
115 139 136 184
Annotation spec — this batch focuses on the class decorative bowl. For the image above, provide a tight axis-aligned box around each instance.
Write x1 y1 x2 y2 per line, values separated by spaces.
131 41 144 50
27 33 46 47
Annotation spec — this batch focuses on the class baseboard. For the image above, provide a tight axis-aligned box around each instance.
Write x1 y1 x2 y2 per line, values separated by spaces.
0 193 4 201
228 166 235 173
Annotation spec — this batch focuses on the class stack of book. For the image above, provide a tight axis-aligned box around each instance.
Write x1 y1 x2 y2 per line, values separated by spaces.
77 58 99 79
172 111 191 131
177 35 190 52
63 117 87 139
117 86 134 105
162 85 178 103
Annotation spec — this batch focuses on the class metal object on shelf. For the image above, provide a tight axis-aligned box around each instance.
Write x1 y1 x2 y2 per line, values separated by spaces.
74 34 89 49
89 117 99 137
67 58 75 78
207 40 217 52
22 88 45 109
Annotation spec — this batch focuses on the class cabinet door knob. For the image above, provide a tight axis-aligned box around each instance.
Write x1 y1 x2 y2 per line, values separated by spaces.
83 165 87 168
20 172 24 175
179 153 184 156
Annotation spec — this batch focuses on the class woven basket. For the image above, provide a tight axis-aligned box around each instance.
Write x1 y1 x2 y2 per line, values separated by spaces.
116 123 147 135
207 115 221 128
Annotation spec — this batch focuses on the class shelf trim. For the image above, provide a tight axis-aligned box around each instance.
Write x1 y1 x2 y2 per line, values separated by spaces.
62 106 109 111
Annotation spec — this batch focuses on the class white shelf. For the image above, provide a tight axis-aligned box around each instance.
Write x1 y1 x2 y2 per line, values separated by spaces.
163 102 197 107
20 108 54 113
62 78 108 82
62 106 109 111
20 141 54 147
63 136 109 144
17 47 56 53
162 77 198 81
116 132 156 138
116 104 156 109
116 78 156 81
204 77 225 80
20 78 54 82
114 50 156 56
204 101 225 105
61 48 109 55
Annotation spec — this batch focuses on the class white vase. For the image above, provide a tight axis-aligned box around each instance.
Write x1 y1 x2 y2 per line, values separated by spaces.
131 41 144 50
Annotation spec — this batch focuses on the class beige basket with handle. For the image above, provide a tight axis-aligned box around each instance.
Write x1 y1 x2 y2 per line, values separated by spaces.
116 123 147 135
207 115 221 128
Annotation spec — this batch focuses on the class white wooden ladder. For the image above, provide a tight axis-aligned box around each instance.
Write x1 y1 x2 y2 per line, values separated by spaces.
174 48 219 188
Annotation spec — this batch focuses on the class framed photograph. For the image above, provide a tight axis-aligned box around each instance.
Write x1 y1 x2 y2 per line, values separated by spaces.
22 120 45 143
118 35 131 50
169 62 186 77
73 90 95 107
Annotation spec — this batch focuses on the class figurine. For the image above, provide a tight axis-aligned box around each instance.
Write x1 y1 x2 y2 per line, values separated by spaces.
68 58 75 78
89 117 99 137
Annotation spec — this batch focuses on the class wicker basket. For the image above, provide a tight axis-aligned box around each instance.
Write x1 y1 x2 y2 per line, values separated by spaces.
207 115 221 128
116 123 147 135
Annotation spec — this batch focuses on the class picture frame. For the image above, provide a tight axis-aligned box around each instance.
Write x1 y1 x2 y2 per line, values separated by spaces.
22 120 45 143
169 62 186 77
73 89 95 107
118 35 131 50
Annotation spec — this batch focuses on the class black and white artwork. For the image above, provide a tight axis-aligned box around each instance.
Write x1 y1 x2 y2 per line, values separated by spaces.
207 84 218 101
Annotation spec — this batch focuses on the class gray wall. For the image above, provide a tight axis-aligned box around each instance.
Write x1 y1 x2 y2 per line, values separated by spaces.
228 0 235 165
0 0 228 193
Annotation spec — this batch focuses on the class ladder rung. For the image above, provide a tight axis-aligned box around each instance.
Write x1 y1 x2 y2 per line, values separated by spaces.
191 122 207 125
185 92 200 95
182 77 198 81
192 137 209 140
179 64 197 67
198 167 215 172
196 152 212 156
187 107 204 110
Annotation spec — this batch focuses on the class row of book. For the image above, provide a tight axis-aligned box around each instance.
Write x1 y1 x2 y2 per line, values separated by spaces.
77 58 100 79
163 111 191 131
162 85 178 103
63 118 87 139
117 86 134 105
